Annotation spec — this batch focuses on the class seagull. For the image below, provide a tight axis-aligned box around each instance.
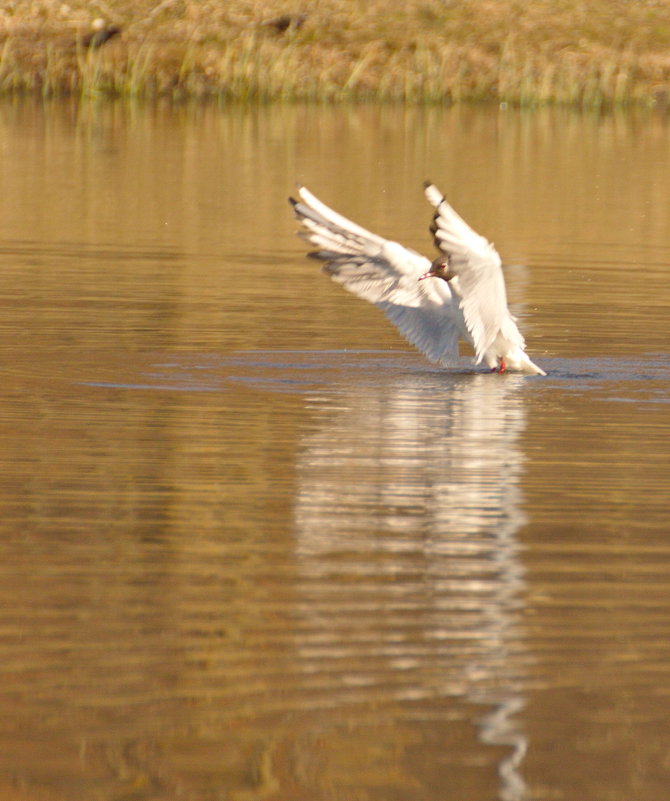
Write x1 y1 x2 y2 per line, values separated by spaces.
289 183 546 375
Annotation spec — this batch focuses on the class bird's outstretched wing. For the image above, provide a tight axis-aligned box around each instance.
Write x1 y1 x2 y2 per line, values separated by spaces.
290 185 466 366
424 182 525 360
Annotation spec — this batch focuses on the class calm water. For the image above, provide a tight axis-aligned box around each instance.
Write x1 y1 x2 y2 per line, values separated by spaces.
1 100 670 800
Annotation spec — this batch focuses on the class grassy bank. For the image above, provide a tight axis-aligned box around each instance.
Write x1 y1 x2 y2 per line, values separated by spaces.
1 0 670 106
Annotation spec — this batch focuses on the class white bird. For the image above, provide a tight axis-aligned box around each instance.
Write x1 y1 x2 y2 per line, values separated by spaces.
290 183 546 375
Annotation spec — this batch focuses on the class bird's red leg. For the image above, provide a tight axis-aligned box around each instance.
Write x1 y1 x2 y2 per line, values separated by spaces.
499 357 507 374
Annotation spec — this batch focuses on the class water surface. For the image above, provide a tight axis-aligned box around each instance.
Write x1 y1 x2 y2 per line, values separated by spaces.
1 100 669 801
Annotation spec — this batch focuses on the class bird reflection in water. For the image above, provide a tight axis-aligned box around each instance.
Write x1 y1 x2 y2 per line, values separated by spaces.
292 367 530 800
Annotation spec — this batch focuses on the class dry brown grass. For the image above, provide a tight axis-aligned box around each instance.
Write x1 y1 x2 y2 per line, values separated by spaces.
1 0 670 105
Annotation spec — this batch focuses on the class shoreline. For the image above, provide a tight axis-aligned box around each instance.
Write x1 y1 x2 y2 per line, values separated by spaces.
1 1 669 107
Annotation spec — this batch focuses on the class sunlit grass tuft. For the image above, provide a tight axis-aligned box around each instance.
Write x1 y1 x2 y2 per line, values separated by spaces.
0 0 669 105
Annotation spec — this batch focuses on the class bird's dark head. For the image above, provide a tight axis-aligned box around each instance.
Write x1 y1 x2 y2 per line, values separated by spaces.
419 256 455 283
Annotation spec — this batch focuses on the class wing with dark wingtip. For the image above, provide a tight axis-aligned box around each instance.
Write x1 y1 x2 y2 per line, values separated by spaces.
424 182 525 359
290 186 466 365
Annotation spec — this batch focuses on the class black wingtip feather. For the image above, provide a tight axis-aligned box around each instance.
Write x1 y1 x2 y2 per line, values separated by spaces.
307 250 337 261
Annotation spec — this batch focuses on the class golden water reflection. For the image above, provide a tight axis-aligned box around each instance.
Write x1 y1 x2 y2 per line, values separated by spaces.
0 99 669 800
